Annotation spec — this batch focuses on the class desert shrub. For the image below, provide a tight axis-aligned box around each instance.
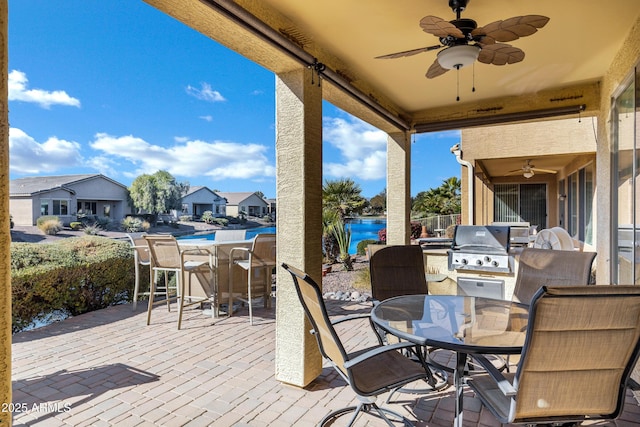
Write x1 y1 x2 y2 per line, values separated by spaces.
377 228 387 243
411 222 422 239
179 215 192 222
37 216 63 235
95 217 111 229
356 239 378 255
11 236 137 333
201 211 214 224
353 268 372 293
70 222 83 230
377 222 421 243
121 216 149 233
212 217 229 227
83 224 102 235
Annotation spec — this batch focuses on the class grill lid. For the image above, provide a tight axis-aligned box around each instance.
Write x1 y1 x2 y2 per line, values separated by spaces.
451 225 511 252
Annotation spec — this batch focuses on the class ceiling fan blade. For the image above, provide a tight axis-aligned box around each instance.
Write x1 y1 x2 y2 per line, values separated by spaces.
420 15 465 38
473 15 549 43
504 169 524 176
426 59 449 79
477 43 525 65
375 44 442 59
532 168 557 174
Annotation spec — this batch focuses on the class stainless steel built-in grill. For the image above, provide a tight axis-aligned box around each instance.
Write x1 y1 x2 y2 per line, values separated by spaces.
448 225 512 273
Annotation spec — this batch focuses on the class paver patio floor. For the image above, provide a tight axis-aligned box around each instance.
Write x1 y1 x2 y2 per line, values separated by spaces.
11 299 640 426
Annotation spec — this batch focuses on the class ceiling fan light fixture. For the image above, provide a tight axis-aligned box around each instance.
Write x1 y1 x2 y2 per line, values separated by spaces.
437 45 481 69
523 170 535 179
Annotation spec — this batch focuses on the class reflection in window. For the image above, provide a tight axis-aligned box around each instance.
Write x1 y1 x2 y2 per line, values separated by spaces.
613 66 638 284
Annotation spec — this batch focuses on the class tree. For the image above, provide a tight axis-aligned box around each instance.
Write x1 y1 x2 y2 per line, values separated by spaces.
412 177 461 216
369 188 386 215
322 178 368 219
129 170 189 215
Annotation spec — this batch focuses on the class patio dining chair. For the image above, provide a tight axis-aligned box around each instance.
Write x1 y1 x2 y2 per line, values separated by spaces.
496 248 597 370
468 285 640 425
368 245 449 394
369 245 429 302
512 247 596 305
127 233 150 311
229 233 276 325
214 229 247 242
143 235 215 329
282 262 430 427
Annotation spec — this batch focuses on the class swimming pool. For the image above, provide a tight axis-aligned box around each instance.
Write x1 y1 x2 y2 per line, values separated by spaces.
180 218 386 254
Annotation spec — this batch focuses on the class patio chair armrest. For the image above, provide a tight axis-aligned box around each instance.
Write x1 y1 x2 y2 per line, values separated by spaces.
343 342 421 369
469 354 517 396
229 247 250 261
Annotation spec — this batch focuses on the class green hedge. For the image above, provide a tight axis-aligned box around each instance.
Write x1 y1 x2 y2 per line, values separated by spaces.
11 236 147 333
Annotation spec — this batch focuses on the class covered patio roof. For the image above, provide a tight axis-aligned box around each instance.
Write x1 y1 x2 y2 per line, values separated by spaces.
131 0 640 390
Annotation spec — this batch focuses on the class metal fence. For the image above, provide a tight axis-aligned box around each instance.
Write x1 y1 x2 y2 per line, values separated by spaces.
413 214 461 236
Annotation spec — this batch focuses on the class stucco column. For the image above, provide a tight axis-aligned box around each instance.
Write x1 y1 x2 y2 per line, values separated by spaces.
274 67 323 386
0 1 11 423
386 132 412 245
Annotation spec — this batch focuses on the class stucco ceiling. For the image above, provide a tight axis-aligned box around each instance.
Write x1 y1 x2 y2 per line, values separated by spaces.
260 0 640 113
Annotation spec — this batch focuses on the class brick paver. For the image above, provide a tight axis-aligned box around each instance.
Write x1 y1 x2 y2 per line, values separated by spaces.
11 299 640 426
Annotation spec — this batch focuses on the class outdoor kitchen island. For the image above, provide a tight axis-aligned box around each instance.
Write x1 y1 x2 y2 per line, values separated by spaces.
422 225 523 300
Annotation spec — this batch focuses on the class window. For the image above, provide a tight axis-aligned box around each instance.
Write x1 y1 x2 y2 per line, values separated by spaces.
53 200 68 216
612 65 639 284
41 199 68 216
78 201 97 215
494 183 547 228
566 163 595 244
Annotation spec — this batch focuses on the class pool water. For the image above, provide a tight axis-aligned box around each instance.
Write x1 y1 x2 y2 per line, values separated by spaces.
181 218 386 255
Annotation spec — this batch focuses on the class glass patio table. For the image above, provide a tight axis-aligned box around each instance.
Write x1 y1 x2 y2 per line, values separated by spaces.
370 294 529 427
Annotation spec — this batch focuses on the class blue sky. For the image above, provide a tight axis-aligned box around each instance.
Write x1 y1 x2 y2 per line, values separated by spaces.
8 0 460 199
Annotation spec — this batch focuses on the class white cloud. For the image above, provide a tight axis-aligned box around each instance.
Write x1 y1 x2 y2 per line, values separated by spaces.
89 133 274 180
8 70 80 109
323 116 387 180
9 127 82 173
186 82 226 102
199 115 213 122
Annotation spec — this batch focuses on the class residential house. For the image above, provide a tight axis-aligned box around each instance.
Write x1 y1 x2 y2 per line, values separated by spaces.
217 192 269 218
180 186 226 218
458 117 597 247
10 174 131 226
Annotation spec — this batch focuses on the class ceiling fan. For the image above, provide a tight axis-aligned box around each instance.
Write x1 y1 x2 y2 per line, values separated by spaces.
375 0 549 80
506 160 557 179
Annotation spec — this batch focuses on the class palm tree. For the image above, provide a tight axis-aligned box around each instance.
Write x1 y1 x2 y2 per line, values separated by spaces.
322 178 368 219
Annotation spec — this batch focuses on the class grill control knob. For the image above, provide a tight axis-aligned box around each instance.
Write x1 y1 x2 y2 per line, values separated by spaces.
484 256 491 263
491 260 499 267
461 258 468 265
476 259 483 266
